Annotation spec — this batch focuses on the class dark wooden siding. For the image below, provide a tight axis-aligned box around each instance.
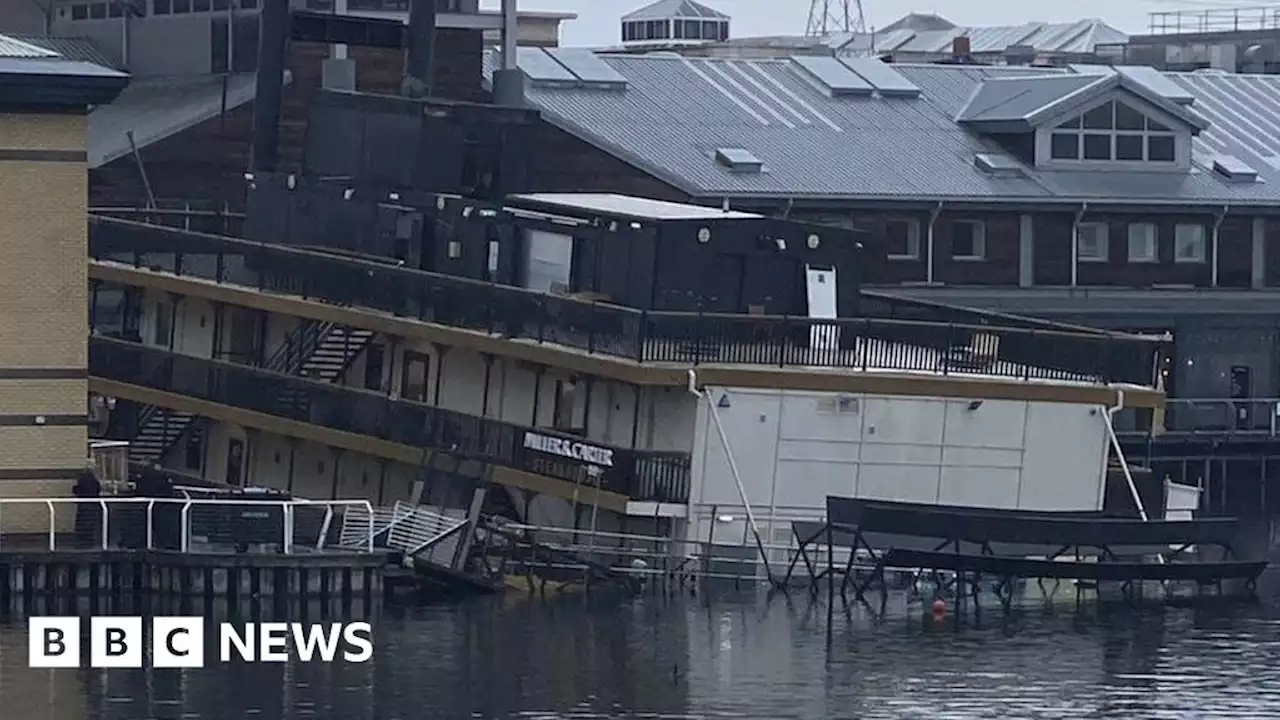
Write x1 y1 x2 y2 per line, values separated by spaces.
522 122 687 200
91 29 485 209
1032 213 1072 286
933 212 1019 286
1217 216 1253 289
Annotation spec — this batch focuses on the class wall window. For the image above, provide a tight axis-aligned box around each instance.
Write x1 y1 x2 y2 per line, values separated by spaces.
1174 223 1207 263
1077 222 1109 262
951 220 985 260
1048 100 1178 164
886 218 921 260
1127 223 1158 263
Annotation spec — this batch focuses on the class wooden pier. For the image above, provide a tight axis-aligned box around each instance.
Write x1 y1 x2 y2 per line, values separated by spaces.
780 496 1270 611
0 497 387 610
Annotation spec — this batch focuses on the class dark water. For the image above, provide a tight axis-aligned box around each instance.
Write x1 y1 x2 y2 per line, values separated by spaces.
5 588 1280 719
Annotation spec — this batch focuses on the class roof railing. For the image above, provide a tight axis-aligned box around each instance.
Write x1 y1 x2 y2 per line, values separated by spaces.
89 215 1165 388
1147 6 1280 35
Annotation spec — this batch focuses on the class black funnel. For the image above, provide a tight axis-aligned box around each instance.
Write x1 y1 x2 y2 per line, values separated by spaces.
251 0 290 172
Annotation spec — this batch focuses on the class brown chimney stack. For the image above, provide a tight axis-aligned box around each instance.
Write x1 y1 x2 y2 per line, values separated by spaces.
953 35 971 58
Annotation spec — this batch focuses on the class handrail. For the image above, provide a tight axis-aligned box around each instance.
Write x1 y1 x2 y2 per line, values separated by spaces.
89 336 694 503
0 497 374 553
1119 397 1280 437
857 289 1147 340
89 215 1164 387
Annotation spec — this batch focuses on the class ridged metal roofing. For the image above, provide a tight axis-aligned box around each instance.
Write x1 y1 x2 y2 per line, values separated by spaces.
497 51 1280 207
7 35 118 69
836 17 1128 58
0 34 60 59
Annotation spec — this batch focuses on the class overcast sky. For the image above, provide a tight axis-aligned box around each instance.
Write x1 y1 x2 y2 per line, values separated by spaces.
482 0 1180 47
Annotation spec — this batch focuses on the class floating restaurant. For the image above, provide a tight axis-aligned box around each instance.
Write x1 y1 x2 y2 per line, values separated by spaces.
0 0 1266 603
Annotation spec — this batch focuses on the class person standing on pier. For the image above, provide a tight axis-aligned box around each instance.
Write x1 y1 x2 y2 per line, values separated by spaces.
72 468 102 548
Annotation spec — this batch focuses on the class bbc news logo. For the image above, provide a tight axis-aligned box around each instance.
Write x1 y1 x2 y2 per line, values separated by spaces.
29 617 373 668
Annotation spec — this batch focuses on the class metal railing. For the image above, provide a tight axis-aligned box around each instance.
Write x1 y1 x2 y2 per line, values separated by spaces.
1148 6 1280 35
1118 398 1280 438
491 521 864 585
88 215 1163 387
340 502 469 557
0 497 375 554
89 200 245 236
89 336 693 503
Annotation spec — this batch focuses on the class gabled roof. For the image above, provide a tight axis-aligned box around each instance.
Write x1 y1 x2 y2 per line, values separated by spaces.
485 52 1280 208
623 0 728 22
955 71 1210 133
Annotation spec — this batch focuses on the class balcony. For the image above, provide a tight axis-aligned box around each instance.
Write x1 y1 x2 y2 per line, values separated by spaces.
89 337 691 504
89 216 1165 388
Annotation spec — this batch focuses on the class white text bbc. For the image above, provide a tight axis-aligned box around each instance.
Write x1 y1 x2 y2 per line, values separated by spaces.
29 617 373 668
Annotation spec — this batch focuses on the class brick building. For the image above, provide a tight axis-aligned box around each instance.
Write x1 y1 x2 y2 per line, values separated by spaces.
0 0 572 208
0 35 127 506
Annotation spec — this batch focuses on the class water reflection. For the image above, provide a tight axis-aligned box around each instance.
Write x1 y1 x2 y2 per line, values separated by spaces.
3 588 1280 719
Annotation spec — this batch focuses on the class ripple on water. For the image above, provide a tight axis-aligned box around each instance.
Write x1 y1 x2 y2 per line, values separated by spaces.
0 591 1278 718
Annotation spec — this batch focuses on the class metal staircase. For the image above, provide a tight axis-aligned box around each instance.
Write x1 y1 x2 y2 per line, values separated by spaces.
127 322 376 466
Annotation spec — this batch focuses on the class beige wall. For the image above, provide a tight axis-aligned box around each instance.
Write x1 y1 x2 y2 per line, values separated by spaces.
135 289 697 457
0 112 90 515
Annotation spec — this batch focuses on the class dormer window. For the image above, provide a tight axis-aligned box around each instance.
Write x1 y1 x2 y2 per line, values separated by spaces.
1048 101 1177 164
956 70 1207 173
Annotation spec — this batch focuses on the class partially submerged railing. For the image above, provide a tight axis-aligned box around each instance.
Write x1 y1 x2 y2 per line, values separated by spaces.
0 497 374 554
1117 397 1280 438
89 216 1163 387
89 336 693 503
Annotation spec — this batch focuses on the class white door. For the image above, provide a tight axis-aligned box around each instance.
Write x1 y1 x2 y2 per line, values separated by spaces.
805 265 838 356
522 229 573 293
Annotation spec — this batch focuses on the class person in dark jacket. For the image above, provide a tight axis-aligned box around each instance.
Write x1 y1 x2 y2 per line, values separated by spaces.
72 470 102 549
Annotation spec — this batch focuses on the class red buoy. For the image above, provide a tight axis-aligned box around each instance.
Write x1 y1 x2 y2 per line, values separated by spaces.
931 599 947 616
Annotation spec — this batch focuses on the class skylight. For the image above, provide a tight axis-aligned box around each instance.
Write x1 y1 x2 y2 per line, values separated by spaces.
715 147 763 173
1212 154 1259 183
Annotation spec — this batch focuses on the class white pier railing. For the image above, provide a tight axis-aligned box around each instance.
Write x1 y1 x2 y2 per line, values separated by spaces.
338 501 468 558
0 497 376 554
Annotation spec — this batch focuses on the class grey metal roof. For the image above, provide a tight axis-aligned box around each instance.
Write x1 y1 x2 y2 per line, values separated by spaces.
955 70 1210 132
955 74 1100 124
7 35 118 70
837 15 1128 57
496 52 1280 207
622 0 728 22
0 56 124 79
0 34 59 59
88 72 282 168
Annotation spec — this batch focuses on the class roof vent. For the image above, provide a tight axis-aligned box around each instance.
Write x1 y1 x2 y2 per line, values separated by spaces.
973 153 1025 177
1212 154 1259 183
715 147 763 173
